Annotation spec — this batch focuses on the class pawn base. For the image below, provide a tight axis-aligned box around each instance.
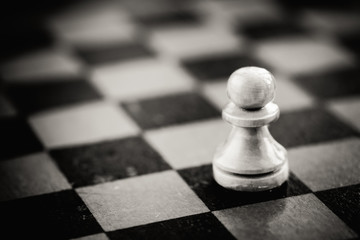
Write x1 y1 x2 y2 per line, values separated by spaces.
213 161 289 192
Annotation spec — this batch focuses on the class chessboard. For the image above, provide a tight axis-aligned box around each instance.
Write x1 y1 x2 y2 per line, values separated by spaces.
0 0 360 239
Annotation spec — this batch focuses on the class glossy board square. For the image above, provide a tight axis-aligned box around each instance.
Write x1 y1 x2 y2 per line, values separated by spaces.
72 233 109 240
289 138 360 191
182 54 266 82
145 119 230 169
1 25 53 61
107 213 236 240
204 0 281 27
6 80 102 114
76 42 153 65
294 67 360 100
238 19 307 40
0 94 16 117
120 0 193 19
136 10 200 27
0 49 83 82
0 190 103 239
301 10 360 35
254 37 352 75
77 171 209 231
0 116 43 161
340 30 360 59
329 97 360 132
0 153 70 201
214 194 357 240
50 136 170 187
270 108 357 148
91 59 195 101
122 92 220 130
201 81 228 110
273 76 314 112
150 25 241 58
316 184 360 234
50 3 136 47
276 0 360 11
29 101 139 148
178 164 311 211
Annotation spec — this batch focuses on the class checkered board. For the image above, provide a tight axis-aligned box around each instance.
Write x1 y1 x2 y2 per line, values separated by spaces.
1 0 360 239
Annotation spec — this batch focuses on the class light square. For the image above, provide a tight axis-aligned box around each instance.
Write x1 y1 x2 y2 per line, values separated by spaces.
200 0 280 28
29 101 139 148
225 0 280 23
0 49 83 82
54 20 136 47
214 194 356 240
50 2 135 47
91 59 195 101
274 75 314 112
145 119 230 169
328 97 360 132
201 80 227 110
150 26 242 58
302 10 360 35
289 138 360 191
254 37 353 75
77 170 208 231
0 153 71 201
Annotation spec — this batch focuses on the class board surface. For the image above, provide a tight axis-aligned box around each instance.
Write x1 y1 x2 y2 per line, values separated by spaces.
1 0 360 239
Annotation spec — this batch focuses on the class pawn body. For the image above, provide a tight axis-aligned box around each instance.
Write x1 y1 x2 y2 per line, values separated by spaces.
213 123 288 191
213 67 288 191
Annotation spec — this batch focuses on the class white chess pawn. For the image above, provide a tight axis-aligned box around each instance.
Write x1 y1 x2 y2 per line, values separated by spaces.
213 66 289 191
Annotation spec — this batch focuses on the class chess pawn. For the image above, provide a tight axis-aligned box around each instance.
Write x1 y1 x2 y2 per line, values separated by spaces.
213 67 288 191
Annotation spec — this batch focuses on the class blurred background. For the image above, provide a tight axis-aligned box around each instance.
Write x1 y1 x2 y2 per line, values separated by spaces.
1 0 360 91
1 0 360 158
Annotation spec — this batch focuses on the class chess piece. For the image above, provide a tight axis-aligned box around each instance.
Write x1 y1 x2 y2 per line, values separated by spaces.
213 66 288 191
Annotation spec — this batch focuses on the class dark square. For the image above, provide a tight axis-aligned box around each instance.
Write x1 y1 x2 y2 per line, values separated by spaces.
0 190 103 239
0 93 15 116
270 108 357 148
238 20 307 40
137 10 200 28
182 54 267 82
1 25 53 62
0 116 43 161
340 31 360 59
277 0 360 11
294 67 360 100
316 184 360 234
178 164 311 211
50 137 171 188
107 213 236 240
5 79 102 114
122 92 220 130
76 42 154 65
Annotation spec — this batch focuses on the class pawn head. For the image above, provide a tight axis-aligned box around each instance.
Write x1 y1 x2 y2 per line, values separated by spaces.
227 66 275 110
